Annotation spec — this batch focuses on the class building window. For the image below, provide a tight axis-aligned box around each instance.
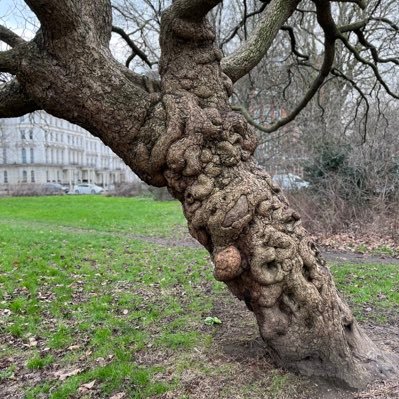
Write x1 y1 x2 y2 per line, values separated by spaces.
30 148 34 163
2 147 6 164
20 130 26 140
4 171 8 183
22 170 27 183
21 148 27 164
46 170 49 182
31 170 35 182
29 129 33 139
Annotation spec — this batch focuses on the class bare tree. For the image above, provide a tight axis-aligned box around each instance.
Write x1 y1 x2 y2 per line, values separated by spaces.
1 0 399 389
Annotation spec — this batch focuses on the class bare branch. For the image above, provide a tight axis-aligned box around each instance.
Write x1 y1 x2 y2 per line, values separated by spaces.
220 3 268 47
0 79 38 118
339 19 368 33
112 25 153 68
331 67 370 139
353 28 399 66
370 17 398 31
337 32 399 99
0 25 26 47
221 0 300 83
281 25 309 60
233 36 335 133
233 0 338 133
330 0 367 9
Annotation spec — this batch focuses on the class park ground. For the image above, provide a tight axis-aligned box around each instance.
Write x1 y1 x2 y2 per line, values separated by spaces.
0 196 398 399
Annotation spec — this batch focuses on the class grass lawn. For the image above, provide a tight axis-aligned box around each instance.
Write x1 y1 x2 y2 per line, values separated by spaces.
0 196 398 399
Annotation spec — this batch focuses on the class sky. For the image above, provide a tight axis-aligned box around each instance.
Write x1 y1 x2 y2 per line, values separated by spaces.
0 0 151 73
0 0 37 42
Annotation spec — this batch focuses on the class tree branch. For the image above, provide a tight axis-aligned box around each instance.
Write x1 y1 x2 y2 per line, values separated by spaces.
337 31 399 99
233 0 338 133
330 0 366 9
233 37 335 133
220 3 268 47
221 0 300 83
353 28 399 66
0 25 26 47
281 25 309 60
24 0 79 35
0 79 38 117
170 0 222 21
112 25 153 68
370 17 398 31
24 0 112 44
0 48 19 74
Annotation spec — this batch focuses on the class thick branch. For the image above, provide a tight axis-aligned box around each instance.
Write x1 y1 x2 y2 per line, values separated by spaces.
221 0 300 82
171 0 222 21
0 25 26 47
0 79 38 117
0 49 19 74
330 0 366 9
24 0 112 44
24 0 79 35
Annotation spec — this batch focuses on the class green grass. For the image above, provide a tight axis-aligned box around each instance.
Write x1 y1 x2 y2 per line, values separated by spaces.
331 262 399 323
0 195 186 236
0 196 216 398
0 196 398 398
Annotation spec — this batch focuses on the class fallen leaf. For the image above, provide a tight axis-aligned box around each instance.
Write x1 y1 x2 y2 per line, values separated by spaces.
54 368 83 381
68 344 81 351
79 379 96 390
110 393 125 399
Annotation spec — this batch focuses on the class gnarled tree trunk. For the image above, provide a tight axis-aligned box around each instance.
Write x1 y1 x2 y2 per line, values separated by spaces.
2 0 398 389
157 8 398 389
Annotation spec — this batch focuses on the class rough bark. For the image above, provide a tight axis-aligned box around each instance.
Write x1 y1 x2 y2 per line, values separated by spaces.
157 7 398 389
2 0 398 389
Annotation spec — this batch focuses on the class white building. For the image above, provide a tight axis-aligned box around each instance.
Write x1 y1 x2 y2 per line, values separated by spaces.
0 111 138 190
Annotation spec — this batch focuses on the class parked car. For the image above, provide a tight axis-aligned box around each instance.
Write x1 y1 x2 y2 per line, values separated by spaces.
42 182 68 195
272 173 310 190
73 183 104 194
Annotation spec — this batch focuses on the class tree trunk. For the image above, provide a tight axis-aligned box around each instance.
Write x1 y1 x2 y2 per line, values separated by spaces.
157 11 398 389
9 1 398 389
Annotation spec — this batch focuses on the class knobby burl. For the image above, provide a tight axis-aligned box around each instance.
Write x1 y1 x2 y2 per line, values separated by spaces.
137 10 398 388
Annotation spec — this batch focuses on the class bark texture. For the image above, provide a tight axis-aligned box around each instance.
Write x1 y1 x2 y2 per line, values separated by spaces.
3 0 398 389
157 7 398 389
